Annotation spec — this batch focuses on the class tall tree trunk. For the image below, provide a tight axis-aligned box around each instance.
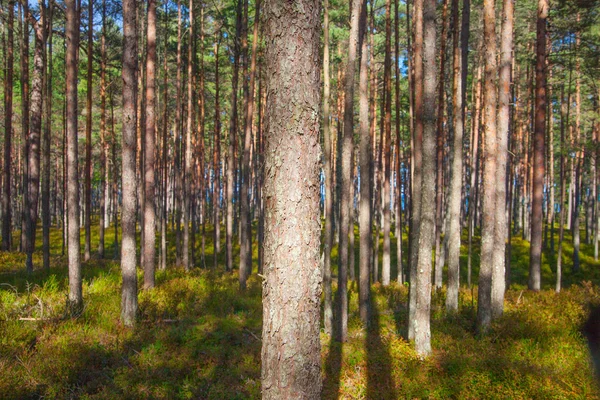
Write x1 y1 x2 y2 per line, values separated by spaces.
528 0 548 290
183 0 194 271
358 0 370 324
394 0 403 284
2 1 14 251
84 0 93 261
408 0 424 342
160 1 169 271
239 0 260 289
213 34 221 268
66 0 82 311
381 0 393 286
121 0 138 326
143 0 157 288
492 0 513 317
434 0 449 290
260 1 322 397
227 0 241 274
445 0 465 312
42 1 53 270
556 84 567 293
24 7 45 273
477 0 499 332
413 0 437 356
337 0 364 343
98 0 107 259
19 0 29 253
323 0 334 335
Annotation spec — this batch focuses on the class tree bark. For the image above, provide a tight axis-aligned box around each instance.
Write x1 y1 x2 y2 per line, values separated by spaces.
408 0 424 342
337 0 364 343
143 0 157 288
492 0 513 316
66 0 82 311
98 0 107 259
323 0 334 335
240 0 260 288
260 1 322 397
358 0 370 325
528 0 548 290
42 1 53 270
477 0 499 332
381 0 393 286
2 0 14 252
84 0 93 262
413 0 437 356
121 0 139 326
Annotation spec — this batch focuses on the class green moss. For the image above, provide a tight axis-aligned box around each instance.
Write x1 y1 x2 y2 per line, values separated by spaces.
0 224 598 398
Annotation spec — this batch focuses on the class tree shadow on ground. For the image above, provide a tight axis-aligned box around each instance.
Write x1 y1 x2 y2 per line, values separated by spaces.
366 295 397 400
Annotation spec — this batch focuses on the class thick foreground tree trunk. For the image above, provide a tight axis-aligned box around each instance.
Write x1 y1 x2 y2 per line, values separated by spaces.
261 1 322 398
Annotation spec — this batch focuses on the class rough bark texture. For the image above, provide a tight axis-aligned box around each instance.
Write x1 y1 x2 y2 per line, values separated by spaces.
477 0 498 332
66 0 82 311
358 1 371 326
99 0 107 259
529 0 548 290
239 0 260 288
414 0 437 357
408 0 424 342
337 0 364 343
121 0 138 327
260 1 322 398
24 13 46 273
84 0 93 262
492 0 513 316
323 0 334 335
42 2 53 271
144 0 157 289
2 0 14 251
446 0 463 312
381 0 392 286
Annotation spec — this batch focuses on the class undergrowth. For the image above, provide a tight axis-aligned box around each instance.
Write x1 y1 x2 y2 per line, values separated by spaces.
0 223 599 399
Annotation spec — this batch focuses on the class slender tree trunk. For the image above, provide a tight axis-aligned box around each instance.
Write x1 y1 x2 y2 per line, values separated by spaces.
183 0 194 271
19 0 29 253
446 0 465 312
492 0 513 317
84 0 93 261
160 1 169 271
358 0 370 325
434 0 449 290
121 0 138 326
323 0 334 335
528 0 548 290
260 1 322 397
42 1 53 270
408 0 424 342
337 0 364 343
213 35 221 268
239 0 260 288
477 0 499 332
556 84 567 293
226 0 241 274
98 0 107 259
24 8 45 273
413 0 437 356
2 0 14 252
381 0 393 286
66 0 82 311
143 0 157 288
394 0 403 284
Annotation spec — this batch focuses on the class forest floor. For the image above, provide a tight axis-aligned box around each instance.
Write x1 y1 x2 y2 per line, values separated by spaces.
1 223 600 399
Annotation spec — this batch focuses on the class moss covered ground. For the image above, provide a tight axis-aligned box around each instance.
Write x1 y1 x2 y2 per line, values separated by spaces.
1 222 599 399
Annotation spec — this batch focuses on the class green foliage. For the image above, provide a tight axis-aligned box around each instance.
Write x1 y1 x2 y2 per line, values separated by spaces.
0 224 599 399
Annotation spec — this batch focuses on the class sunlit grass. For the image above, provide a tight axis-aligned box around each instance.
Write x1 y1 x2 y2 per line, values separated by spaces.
0 221 599 398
